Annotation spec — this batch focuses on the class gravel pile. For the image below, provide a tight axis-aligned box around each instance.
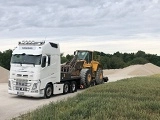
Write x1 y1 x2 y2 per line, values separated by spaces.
103 63 160 76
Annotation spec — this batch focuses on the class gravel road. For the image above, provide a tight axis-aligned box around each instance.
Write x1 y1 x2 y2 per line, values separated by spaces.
0 83 84 120
0 74 139 120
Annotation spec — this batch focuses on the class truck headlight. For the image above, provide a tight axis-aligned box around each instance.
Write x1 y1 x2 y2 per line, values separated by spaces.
32 83 38 90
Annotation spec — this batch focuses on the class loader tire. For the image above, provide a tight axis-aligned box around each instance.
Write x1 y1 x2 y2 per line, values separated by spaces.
95 68 104 85
80 69 92 88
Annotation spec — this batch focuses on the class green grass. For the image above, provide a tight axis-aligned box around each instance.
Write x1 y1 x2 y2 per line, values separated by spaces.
13 75 160 120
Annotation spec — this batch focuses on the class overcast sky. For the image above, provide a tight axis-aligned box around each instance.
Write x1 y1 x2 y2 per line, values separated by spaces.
0 0 160 55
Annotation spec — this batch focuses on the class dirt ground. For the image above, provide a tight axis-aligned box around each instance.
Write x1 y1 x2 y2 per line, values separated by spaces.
0 66 9 83
0 63 160 120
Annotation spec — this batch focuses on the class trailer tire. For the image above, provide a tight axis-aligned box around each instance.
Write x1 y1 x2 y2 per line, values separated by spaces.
44 84 53 99
80 69 92 88
95 68 104 85
70 81 77 93
63 82 70 94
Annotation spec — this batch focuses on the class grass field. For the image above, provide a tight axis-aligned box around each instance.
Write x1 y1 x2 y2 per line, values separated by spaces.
13 75 160 120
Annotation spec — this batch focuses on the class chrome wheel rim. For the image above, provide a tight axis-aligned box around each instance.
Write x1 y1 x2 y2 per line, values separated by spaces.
64 84 68 93
46 87 52 97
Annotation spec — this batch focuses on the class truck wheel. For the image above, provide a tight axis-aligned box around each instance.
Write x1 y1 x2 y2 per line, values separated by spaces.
63 82 70 94
44 84 53 99
95 68 104 85
70 81 77 93
80 69 92 88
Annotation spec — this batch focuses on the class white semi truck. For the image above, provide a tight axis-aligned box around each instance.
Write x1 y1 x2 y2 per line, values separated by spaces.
8 40 108 98
8 41 65 98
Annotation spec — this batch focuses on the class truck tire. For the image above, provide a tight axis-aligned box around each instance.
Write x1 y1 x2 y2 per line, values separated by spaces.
95 68 104 85
80 69 92 88
63 82 70 94
70 81 77 93
44 84 53 99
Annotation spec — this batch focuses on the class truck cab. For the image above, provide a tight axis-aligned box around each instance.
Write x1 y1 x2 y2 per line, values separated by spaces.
8 41 63 98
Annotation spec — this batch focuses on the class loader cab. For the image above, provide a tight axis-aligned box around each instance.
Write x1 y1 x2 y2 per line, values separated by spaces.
76 50 93 63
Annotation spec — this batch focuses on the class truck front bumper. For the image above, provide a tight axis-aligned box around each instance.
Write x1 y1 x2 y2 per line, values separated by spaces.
8 89 44 98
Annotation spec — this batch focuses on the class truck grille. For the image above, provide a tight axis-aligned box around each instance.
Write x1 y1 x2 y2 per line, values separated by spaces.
15 87 28 91
14 79 30 91
17 74 28 78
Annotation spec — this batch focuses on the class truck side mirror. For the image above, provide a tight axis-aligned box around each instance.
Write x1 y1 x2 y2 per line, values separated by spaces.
41 56 46 68
74 51 76 55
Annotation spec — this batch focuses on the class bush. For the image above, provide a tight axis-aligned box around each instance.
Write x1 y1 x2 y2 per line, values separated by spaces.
130 57 148 65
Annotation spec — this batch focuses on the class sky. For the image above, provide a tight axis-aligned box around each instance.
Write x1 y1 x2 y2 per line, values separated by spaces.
0 0 160 55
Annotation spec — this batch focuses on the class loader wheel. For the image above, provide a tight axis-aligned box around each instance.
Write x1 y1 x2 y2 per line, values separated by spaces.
44 84 53 99
95 68 104 85
63 82 70 94
80 69 92 88
70 81 77 93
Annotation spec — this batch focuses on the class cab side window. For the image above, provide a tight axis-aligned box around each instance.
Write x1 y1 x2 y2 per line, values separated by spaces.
41 56 46 68
48 56 50 66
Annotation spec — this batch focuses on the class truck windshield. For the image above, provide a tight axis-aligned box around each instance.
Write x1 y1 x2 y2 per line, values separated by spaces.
11 54 41 65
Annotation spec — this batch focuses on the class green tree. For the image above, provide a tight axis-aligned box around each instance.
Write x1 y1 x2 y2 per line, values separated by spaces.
100 56 111 69
136 51 146 57
0 51 2 66
130 57 148 65
61 53 67 64
110 56 125 69
0 50 12 70
66 54 74 62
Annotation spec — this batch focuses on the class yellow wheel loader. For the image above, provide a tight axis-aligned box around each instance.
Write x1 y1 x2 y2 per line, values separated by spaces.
61 50 108 88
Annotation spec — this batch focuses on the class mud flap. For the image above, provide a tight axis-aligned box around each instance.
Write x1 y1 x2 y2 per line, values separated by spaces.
103 77 109 82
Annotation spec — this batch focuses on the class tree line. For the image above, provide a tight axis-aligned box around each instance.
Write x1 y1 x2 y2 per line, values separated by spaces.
1 50 160 70
0 50 12 70
61 50 160 69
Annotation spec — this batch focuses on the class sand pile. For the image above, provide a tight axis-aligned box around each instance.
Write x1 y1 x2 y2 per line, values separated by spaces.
104 63 160 77
128 63 160 76
103 69 120 75
0 66 9 83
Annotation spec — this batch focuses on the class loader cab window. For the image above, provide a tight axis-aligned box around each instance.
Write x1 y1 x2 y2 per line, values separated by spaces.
85 52 92 63
77 51 92 63
88 52 92 63
77 51 87 60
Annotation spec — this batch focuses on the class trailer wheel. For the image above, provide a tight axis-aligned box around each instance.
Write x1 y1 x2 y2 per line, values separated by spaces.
95 68 104 85
63 82 70 94
44 84 53 99
70 81 77 93
80 69 92 88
